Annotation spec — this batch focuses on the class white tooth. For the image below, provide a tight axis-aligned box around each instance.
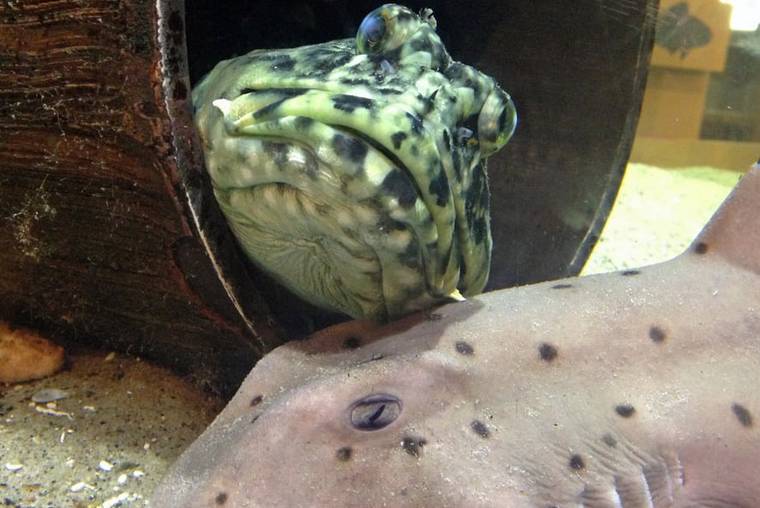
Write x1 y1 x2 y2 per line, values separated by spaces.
212 98 232 116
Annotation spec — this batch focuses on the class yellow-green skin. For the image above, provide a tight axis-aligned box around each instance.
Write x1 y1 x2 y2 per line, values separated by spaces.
192 4 516 320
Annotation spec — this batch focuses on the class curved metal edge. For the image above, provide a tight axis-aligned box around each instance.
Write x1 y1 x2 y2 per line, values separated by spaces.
566 0 660 274
154 0 284 354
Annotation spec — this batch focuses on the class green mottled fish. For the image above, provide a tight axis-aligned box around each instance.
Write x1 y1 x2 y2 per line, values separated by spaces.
192 4 516 320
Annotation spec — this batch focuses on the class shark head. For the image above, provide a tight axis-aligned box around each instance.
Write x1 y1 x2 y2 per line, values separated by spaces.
151 166 760 507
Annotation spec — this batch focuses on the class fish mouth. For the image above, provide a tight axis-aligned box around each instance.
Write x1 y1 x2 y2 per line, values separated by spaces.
211 86 456 319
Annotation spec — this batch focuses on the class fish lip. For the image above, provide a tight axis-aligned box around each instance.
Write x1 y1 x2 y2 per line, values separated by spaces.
236 86 428 204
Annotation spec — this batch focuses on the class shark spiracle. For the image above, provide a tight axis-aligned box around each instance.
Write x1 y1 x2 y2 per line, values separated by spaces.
192 4 516 320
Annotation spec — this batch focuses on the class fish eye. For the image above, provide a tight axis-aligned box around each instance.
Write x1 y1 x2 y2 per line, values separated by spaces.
478 89 517 156
356 9 388 54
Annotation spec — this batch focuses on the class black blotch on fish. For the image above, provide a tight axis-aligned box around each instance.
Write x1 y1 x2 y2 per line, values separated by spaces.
470 419 490 438
615 404 636 418
294 116 314 130
250 395 263 407
551 283 573 289
418 92 437 115
732 403 753 427
622 269 641 276
350 394 402 431
343 336 362 349
569 454 586 470
336 446 353 461
655 2 712 59
377 86 404 95
391 131 408 150
340 77 371 86
267 143 289 170
649 325 666 343
332 94 374 113
428 169 450 207
398 235 421 268
215 492 228 505
455 341 474 355
451 147 462 178
442 129 452 152
602 434 617 447
382 169 418 208
406 112 424 135
332 134 369 165
694 241 709 254
401 436 427 457
472 216 488 245
539 343 558 362
270 55 296 71
464 162 488 229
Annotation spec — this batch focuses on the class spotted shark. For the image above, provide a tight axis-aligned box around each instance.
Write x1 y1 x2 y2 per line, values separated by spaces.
151 166 760 507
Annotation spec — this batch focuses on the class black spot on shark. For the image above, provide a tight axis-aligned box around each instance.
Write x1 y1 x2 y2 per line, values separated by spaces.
401 436 427 457
695 241 709 254
732 403 753 427
649 325 667 343
455 341 474 355
569 454 585 470
539 343 558 362
470 420 490 438
336 446 353 461
615 404 636 418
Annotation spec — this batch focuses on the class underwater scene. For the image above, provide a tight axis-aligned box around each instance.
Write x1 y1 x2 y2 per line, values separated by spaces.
0 0 759 506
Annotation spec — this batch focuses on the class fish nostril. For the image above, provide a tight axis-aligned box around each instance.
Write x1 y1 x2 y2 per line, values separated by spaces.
349 394 402 431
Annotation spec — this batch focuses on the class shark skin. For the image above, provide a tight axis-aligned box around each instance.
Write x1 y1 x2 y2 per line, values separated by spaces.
151 166 760 508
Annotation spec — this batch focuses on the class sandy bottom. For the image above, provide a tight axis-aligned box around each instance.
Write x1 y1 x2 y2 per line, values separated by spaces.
0 351 222 507
0 163 742 507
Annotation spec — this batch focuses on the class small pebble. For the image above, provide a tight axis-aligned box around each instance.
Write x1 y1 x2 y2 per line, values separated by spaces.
117 473 128 485
99 460 114 472
31 388 69 403
5 463 23 472
102 492 130 508
70 481 94 492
